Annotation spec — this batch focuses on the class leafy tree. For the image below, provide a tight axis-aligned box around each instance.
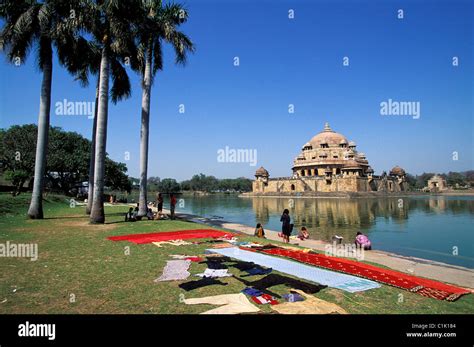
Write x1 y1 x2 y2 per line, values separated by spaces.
1 124 131 195
180 174 252 192
47 127 90 193
404 174 418 190
446 172 467 187
4 170 30 196
158 178 180 193
0 0 84 218
0 125 38 190
105 159 131 193
147 176 161 191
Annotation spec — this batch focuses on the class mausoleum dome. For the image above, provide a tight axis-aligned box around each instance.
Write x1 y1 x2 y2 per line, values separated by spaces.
255 166 269 177
390 166 406 177
309 123 349 148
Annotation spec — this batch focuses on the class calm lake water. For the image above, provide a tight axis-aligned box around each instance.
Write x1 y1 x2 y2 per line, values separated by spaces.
171 194 474 269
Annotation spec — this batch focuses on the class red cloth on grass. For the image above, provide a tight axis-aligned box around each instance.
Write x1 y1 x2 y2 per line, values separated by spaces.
251 294 279 305
108 229 235 244
185 257 203 262
257 247 470 301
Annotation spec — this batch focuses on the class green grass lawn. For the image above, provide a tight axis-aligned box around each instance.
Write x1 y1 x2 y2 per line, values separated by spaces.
0 193 472 314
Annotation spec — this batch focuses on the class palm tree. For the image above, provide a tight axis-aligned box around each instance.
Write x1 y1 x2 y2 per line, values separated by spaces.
135 1 194 217
78 0 137 223
63 38 131 215
0 0 81 219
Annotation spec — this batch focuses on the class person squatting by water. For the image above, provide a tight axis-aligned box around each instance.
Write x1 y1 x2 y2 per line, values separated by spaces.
355 231 372 250
297 226 309 240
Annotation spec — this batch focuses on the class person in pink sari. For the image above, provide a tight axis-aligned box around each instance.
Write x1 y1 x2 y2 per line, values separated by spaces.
355 232 372 250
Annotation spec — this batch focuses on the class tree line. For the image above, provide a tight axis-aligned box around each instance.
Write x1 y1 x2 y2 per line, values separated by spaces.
132 174 253 193
1 0 194 222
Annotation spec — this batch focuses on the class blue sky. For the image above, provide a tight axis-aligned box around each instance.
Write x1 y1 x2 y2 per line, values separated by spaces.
1 0 473 181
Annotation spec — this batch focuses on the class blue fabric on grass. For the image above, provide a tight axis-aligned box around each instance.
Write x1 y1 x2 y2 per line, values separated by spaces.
242 287 264 296
245 267 273 276
283 293 305 302
207 247 380 293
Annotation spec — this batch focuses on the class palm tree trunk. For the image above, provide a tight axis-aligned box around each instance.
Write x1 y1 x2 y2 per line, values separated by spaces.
90 48 110 224
137 44 152 217
86 76 100 215
27 49 52 219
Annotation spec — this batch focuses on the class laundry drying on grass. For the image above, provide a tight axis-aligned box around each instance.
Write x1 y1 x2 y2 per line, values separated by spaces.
195 268 233 278
183 293 260 314
108 229 236 244
243 267 273 276
270 289 348 315
208 247 380 293
241 287 264 297
251 294 279 305
152 240 192 248
236 273 326 297
169 255 203 262
282 292 305 302
116 225 466 314
257 247 470 301
210 242 236 249
154 260 191 282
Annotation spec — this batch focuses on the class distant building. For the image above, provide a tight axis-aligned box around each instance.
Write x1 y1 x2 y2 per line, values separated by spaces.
426 174 448 192
253 123 408 193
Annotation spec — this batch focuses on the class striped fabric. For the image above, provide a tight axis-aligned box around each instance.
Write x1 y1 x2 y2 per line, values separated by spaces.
208 247 380 293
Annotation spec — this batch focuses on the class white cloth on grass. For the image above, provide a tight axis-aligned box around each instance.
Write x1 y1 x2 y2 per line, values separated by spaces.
195 268 232 278
154 260 191 282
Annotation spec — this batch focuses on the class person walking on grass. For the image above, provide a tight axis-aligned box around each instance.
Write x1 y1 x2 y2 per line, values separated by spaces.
170 193 177 220
280 209 292 243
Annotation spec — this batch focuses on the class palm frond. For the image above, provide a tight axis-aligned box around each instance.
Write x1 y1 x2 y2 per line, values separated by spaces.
110 56 131 103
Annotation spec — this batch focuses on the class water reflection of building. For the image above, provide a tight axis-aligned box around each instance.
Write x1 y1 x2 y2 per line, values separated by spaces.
429 197 447 212
253 123 408 194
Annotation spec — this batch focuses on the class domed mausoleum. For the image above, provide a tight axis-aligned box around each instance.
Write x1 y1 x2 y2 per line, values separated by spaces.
253 123 408 194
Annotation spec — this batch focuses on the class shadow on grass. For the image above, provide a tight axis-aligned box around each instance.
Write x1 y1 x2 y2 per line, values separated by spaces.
43 215 90 220
105 220 127 225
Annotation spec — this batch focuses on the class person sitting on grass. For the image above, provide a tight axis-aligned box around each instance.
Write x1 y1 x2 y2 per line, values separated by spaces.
297 226 309 240
254 223 266 238
146 208 154 220
355 231 372 250
133 203 142 221
125 207 135 222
